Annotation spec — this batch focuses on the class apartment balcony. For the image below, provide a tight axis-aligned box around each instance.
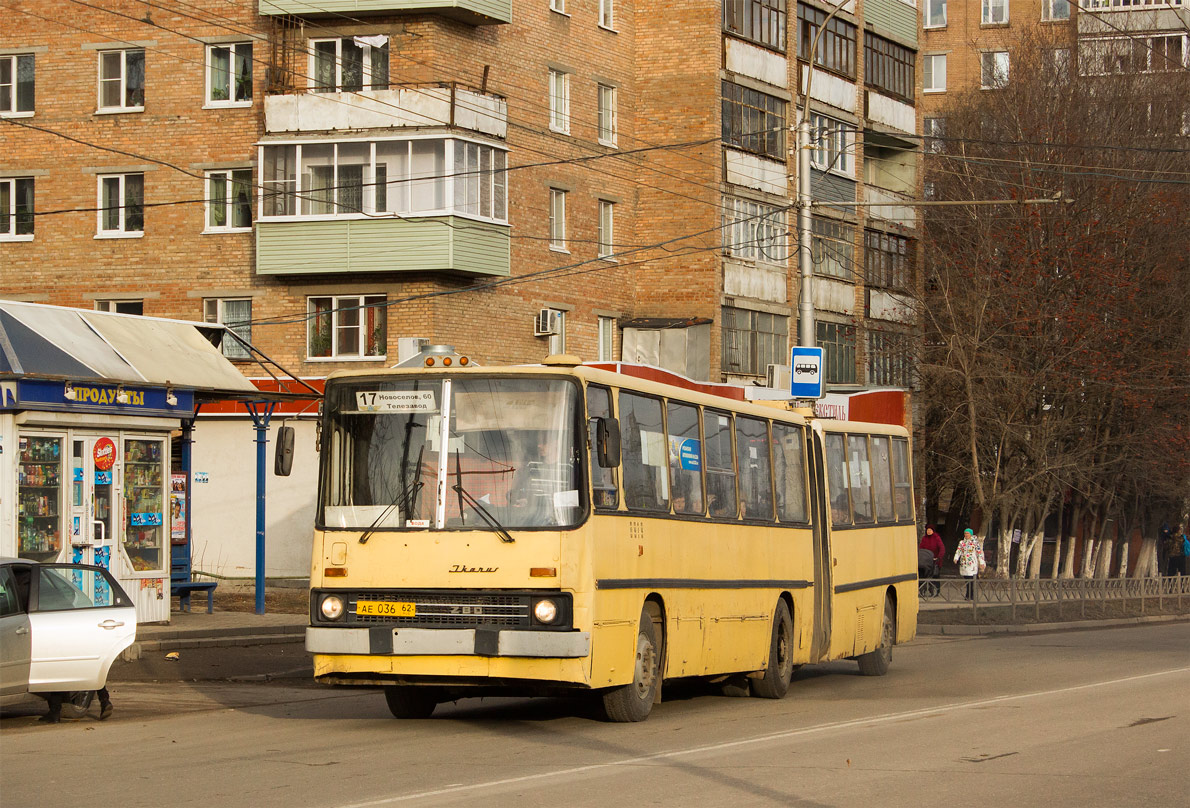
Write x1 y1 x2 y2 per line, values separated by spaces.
1078 3 1184 35
265 85 507 138
864 186 915 228
256 217 510 277
258 0 510 25
865 91 915 136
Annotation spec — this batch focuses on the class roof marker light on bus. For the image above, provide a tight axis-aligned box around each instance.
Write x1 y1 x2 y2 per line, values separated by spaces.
425 357 435 366
530 567 556 578
324 568 348 577
443 357 452 366
459 356 469 366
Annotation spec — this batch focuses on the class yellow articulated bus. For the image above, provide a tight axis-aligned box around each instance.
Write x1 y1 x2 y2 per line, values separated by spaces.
305 354 918 721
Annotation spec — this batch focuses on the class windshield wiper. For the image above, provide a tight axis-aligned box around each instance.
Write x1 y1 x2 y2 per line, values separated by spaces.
452 450 514 543
359 476 422 544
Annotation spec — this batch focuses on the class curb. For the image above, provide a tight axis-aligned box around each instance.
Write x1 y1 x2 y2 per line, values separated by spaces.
123 628 305 660
917 613 1190 636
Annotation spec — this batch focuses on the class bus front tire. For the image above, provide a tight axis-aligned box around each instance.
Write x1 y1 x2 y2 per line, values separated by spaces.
751 599 794 699
601 609 661 722
856 598 894 677
384 686 438 719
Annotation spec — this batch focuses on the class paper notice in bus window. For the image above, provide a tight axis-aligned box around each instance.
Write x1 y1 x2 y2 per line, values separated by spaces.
355 390 437 413
553 489 579 508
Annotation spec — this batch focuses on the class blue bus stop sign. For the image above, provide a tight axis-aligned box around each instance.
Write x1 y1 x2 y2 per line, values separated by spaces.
790 346 824 399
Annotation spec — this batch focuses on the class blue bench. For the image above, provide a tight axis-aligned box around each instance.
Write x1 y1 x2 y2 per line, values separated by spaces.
171 545 217 613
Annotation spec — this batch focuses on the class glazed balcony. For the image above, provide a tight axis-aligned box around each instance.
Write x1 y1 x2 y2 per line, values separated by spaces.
258 0 510 25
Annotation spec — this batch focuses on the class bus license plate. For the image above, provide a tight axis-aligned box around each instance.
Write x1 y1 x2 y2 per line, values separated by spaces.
356 600 416 618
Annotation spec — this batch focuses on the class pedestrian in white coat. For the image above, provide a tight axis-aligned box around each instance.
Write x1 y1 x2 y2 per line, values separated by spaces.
954 528 986 600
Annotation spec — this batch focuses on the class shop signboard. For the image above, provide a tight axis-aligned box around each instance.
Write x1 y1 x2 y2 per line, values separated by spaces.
6 379 194 416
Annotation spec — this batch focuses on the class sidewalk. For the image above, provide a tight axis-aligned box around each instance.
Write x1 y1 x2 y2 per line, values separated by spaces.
127 609 307 659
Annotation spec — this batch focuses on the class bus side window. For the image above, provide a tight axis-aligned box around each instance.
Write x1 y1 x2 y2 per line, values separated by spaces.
892 437 913 521
773 423 808 523
848 435 875 524
705 410 737 518
621 393 669 511
587 386 619 510
736 416 774 521
667 401 704 515
825 433 851 526
870 435 895 522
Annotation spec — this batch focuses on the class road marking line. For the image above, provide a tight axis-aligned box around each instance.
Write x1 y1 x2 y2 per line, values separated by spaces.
335 665 1190 807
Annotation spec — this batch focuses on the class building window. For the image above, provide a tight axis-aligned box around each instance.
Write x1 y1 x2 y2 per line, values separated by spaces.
204 298 252 360
721 81 786 161
1078 37 1186 76
0 177 34 239
865 35 915 103
0 54 35 115
97 174 144 236
724 0 787 52
598 199 615 258
599 0 614 28
811 217 854 280
206 169 252 231
261 139 506 222
98 49 144 112
551 0 566 12
868 329 914 387
924 54 946 93
981 51 1010 88
1045 49 1071 82
549 69 570 133
982 0 1008 25
597 84 618 146
95 300 143 315
207 43 252 106
1042 0 1070 20
817 321 856 384
810 113 854 176
308 295 387 359
797 4 857 78
549 188 567 250
598 316 615 361
722 306 789 377
865 229 912 291
724 196 789 263
310 37 388 93
924 0 947 28
923 117 946 153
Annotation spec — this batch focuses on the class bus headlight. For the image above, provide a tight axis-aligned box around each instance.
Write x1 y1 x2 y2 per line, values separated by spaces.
533 599 559 624
320 595 345 620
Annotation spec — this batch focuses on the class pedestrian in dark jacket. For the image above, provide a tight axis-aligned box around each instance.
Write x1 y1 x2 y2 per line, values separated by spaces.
919 525 945 596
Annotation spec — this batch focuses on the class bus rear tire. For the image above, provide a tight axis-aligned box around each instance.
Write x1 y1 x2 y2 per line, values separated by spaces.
856 598 894 677
601 609 660 722
751 599 794 699
384 686 438 719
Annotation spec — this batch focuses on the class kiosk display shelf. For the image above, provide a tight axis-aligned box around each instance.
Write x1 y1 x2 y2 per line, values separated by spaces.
17 436 63 560
123 438 164 572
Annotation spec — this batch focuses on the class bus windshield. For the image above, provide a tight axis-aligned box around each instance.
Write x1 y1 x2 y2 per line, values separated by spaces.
321 376 584 531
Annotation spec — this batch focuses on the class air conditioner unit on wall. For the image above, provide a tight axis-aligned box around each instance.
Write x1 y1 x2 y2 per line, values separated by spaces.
766 363 791 391
534 308 560 337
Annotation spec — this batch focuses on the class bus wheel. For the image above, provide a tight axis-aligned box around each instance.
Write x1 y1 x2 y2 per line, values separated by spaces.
857 599 894 677
751 600 794 699
601 609 660 722
384 686 438 719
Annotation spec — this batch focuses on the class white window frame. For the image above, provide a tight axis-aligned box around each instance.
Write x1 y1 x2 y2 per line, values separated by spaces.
922 117 946 153
724 196 789 264
923 0 947 28
549 188 568 251
94 299 143 315
599 0 615 30
981 0 1008 24
549 69 570 134
923 53 946 93
205 42 253 108
204 298 253 359
809 113 854 177
981 51 1010 89
1041 0 1071 20
306 294 387 361
550 0 567 14
598 316 615 361
205 169 253 233
1046 48 1071 82
0 177 35 241
598 199 615 259
308 37 388 93
97 49 144 113
96 173 144 238
597 84 618 146
0 53 35 117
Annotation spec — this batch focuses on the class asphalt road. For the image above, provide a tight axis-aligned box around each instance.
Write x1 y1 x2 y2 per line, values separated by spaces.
2 622 1187 808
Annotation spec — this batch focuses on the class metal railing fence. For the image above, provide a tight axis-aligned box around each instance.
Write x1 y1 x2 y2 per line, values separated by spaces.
918 574 1189 620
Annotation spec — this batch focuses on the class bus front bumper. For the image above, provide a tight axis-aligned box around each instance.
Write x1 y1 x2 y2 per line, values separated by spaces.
306 627 591 658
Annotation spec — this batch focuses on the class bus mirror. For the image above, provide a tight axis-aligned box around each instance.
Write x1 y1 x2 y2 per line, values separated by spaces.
596 418 621 468
275 425 295 476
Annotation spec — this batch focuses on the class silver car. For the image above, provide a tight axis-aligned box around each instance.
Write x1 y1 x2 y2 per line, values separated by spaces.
0 559 137 709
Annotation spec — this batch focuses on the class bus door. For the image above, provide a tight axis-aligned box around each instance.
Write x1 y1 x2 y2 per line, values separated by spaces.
807 428 832 663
